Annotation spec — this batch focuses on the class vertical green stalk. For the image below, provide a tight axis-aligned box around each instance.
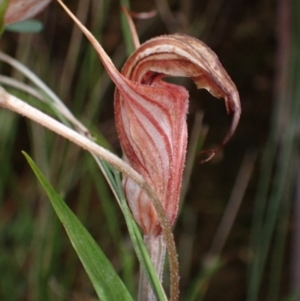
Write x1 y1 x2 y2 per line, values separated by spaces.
0 0 9 34
119 0 135 55
247 0 300 300
138 235 166 301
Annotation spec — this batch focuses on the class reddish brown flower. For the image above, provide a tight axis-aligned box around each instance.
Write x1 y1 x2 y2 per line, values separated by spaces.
57 1 241 237
4 0 52 24
115 35 240 235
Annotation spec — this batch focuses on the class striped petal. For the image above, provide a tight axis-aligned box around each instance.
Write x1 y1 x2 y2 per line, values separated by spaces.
115 80 188 235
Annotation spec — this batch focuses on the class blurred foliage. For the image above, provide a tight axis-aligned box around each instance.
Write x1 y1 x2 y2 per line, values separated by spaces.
0 0 298 301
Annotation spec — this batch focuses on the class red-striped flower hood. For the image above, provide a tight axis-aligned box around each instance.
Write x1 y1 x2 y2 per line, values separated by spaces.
114 35 240 235
56 2 241 236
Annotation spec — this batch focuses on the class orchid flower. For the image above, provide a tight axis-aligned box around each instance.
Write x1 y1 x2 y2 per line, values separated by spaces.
116 34 241 236
4 0 52 25
57 1 241 300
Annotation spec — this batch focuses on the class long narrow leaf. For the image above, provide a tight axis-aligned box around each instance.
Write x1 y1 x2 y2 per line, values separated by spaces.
23 152 133 301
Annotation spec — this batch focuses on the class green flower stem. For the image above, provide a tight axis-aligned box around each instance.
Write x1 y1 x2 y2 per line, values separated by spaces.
139 235 166 301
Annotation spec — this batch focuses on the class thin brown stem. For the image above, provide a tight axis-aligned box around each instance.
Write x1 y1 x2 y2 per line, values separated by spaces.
121 6 140 50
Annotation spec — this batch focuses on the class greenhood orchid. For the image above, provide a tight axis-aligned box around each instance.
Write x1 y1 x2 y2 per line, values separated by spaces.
56 1 241 299
55 3 241 235
115 34 240 235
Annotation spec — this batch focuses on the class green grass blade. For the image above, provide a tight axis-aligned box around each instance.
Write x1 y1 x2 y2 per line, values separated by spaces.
185 258 223 301
119 0 135 55
5 19 44 33
23 152 133 301
0 0 9 34
281 290 300 301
